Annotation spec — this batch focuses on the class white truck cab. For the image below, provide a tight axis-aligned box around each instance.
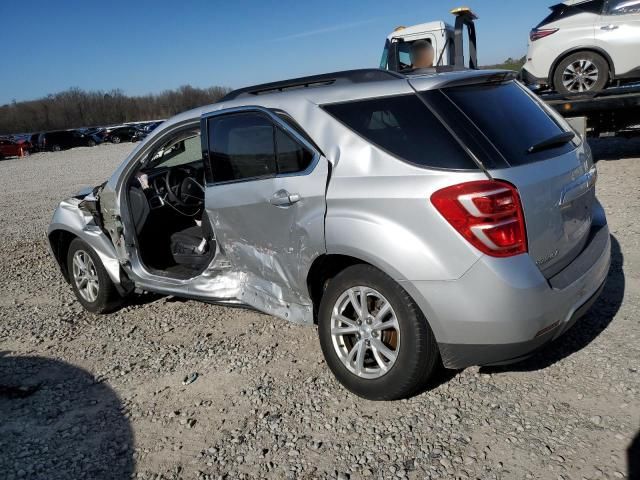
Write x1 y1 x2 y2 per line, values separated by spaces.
379 21 455 70
380 8 478 72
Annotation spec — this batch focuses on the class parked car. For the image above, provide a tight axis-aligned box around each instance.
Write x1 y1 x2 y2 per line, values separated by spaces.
104 126 142 143
143 121 163 133
29 133 41 152
522 0 640 94
38 130 101 151
47 68 611 400
0 137 30 159
135 121 164 140
79 128 107 145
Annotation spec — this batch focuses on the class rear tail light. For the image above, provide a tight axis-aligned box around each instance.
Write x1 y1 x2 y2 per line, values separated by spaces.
431 180 527 258
530 28 558 42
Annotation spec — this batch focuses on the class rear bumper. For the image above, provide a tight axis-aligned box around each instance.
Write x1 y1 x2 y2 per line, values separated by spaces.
520 67 546 86
401 220 611 369
438 277 606 368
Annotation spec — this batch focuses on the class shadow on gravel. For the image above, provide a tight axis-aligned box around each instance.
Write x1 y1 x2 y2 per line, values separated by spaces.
629 430 640 480
481 235 624 374
0 352 134 480
590 137 640 162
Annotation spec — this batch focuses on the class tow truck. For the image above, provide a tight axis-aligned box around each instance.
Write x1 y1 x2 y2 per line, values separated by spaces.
380 7 640 138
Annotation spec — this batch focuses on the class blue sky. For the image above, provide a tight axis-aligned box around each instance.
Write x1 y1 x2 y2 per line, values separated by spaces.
0 0 553 104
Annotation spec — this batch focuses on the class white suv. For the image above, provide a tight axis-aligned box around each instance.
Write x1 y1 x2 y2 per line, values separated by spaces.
522 0 640 94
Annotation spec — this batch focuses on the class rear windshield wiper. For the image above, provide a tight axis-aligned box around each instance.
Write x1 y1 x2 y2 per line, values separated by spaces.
527 131 575 154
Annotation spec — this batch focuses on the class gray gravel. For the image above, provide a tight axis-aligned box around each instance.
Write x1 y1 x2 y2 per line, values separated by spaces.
0 141 639 480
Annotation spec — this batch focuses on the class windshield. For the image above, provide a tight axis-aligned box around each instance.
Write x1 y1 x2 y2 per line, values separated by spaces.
149 129 201 169
379 40 390 69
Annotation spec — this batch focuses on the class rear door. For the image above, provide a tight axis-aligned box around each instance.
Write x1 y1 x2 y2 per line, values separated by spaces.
413 78 596 277
202 108 328 306
595 0 640 75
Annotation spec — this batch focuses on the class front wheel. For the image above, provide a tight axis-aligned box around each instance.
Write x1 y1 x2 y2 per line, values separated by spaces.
553 52 609 95
111 136 121 144
318 264 439 400
66 238 124 314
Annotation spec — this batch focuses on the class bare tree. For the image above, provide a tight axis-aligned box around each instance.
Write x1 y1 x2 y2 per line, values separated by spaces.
0 85 230 135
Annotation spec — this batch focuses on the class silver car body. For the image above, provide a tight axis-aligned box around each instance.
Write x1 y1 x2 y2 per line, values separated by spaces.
523 0 640 87
48 68 611 369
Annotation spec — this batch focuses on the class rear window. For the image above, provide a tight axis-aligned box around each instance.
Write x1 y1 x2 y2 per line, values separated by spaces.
427 81 576 166
322 94 479 170
537 0 604 27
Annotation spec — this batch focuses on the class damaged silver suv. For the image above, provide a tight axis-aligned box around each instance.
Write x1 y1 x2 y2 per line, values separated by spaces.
48 69 610 400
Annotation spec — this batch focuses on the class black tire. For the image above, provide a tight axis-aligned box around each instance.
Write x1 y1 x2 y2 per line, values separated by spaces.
66 238 124 314
318 264 439 400
87 139 96 147
52 145 62 152
111 136 121 144
553 51 609 95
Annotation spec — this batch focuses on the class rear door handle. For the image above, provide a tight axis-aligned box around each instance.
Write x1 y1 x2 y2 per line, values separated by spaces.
600 25 619 30
270 190 301 207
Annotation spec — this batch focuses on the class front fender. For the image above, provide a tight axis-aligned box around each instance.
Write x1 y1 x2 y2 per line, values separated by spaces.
48 198 125 291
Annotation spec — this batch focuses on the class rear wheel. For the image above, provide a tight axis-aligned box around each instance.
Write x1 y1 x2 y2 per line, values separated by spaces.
318 265 439 400
87 139 96 147
553 51 609 95
111 136 121 144
52 145 62 152
66 238 124 314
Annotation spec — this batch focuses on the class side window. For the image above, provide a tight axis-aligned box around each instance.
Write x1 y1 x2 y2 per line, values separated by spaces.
397 39 433 68
323 94 479 170
208 113 277 183
607 0 640 14
275 128 313 174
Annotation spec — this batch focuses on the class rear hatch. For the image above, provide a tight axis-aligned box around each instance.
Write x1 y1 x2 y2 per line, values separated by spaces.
412 75 596 277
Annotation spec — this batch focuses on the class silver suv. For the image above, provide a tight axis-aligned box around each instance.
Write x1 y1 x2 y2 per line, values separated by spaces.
48 68 611 400
523 0 640 94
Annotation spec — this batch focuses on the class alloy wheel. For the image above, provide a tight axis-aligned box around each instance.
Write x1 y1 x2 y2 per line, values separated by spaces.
72 250 100 303
562 59 599 93
330 286 400 379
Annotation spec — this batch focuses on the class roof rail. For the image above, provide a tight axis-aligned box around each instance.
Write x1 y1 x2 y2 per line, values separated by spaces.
220 69 404 102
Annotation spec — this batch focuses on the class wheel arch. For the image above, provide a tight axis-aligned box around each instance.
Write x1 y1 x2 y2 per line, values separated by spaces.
306 251 416 324
48 229 77 282
48 227 132 294
549 46 615 84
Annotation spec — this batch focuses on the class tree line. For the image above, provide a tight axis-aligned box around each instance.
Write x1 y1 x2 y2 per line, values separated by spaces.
0 85 231 135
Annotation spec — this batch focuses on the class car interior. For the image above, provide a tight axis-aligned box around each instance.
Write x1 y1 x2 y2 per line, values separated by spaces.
126 127 216 279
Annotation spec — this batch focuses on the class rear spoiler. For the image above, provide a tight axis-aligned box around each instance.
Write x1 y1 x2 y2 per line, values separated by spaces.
410 70 518 89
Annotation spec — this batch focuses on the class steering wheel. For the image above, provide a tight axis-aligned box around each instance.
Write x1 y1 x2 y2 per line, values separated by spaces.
164 167 204 208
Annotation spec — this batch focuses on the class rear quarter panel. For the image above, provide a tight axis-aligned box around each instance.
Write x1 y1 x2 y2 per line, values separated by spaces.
323 116 487 282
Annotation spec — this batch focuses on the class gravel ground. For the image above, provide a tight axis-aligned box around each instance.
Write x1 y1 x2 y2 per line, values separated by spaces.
0 140 639 480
